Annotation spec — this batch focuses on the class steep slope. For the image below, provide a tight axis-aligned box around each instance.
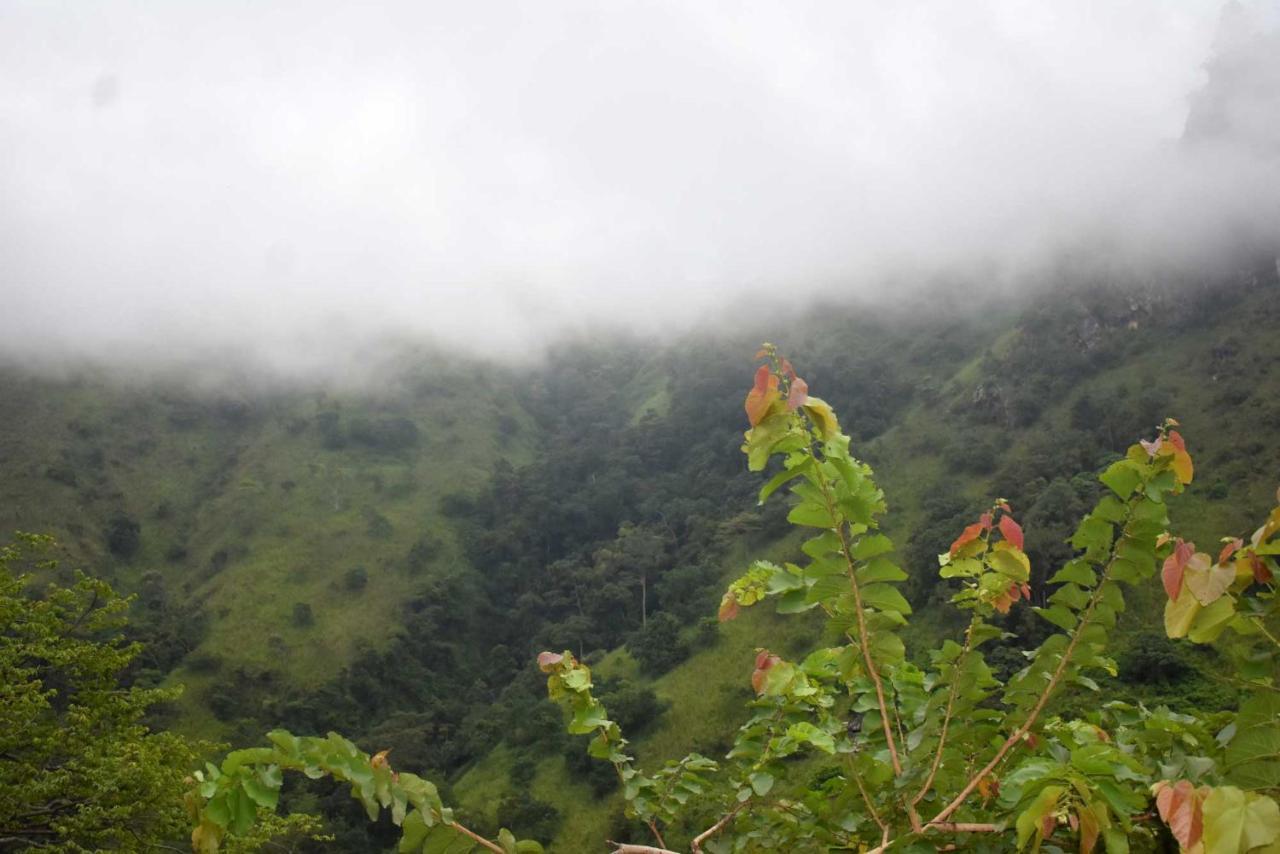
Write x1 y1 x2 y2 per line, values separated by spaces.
0 357 538 730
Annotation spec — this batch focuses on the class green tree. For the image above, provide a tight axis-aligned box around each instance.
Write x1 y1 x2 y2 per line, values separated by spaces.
0 533 196 851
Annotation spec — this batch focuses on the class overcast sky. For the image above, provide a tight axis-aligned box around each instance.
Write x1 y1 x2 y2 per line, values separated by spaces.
1 1 1278 373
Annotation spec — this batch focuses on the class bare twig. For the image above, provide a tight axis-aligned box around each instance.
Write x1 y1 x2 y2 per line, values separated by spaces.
691 799 749 853
447 821 505 853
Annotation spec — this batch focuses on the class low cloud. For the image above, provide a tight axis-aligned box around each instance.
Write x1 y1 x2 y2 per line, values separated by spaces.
1 1 1277 375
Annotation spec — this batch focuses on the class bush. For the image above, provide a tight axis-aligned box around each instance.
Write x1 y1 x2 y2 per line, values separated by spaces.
343 567 368 592
626 611 688 674
292 602 314 627
104 513 141 559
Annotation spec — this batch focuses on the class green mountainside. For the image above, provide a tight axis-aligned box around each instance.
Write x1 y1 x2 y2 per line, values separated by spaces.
1 264 1278 850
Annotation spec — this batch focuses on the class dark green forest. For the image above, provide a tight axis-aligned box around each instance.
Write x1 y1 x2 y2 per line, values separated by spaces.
3 262 1280 851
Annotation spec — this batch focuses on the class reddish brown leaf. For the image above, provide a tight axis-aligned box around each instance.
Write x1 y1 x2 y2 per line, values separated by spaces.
999 515 1024 551
1161 539 1195 601
786 377 809 412
1253 554 1274 584
744 365 780 426
537 651 564 672
979 512 993 530
977 776 1000 801
949 522 986 557
1021 583 1032 600
718 592 740 622
1078 806 1100 854
751 651 781 695
1040 813 1055 839
1218 538 1243 566
1155 780 1203 850
780 358 796 381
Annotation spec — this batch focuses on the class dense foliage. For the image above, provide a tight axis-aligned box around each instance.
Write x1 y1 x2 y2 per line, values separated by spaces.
0 534 198 850
189 349 1280 853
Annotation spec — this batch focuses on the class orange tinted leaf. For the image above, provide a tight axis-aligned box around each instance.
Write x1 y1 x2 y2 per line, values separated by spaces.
787 377 809 411
977 776 999 801
1078 806 1100 854
802 397 840 439
1219 538 1243 565
1161 431 1194 484
751 651 781 695
1162 539 1195 601
950 522 986 557
780 358 796 381
718 592 741 622
1253 554 1274 584
745 365 781 426
1156 780 1203 849
999 515 1024 551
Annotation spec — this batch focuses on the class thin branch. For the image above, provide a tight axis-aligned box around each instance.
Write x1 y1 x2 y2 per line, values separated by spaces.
610 845 679 854
848 758 891 847
927 536 1126 828
911 618 977 807
646 819 667 849
690 799 749 853
813 454 903 776
447 821 505 853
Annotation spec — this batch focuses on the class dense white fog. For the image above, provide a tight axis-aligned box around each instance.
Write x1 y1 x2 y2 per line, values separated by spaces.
1 1 1278 373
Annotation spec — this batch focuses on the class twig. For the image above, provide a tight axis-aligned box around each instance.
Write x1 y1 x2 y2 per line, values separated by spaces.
646 819 667 849
610 845 679 854
927 522 1129 828
911 618 977 807
691 799 749 853
813 456 903 776
447 821 505 853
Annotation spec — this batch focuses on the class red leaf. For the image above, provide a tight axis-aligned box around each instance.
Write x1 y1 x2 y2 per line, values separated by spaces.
751 651 780 695
999 515 1024 551
949 522 986 556
744 365 780 426
979 512 993 530
1253 554 1274 584
780 358 796 381
1155 780 1203 849
1165 431 1187 452
1040 813 1055 839
1161 539 1195 601
786 377 809 411
537 651 564 672
1021 583 1032 599
718 592 740 622
1218 538 1243 566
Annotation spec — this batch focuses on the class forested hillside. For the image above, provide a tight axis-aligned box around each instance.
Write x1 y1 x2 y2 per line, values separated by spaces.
2 262 1278 850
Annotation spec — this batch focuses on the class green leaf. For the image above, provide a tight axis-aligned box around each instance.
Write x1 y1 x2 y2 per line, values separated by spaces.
1048 561 1096 587
758 460 811 505
497 828 518 854
1100 461 1141 497
1036 605 1077 631
852 534 894 560
788 501 833 528
1226 693 1280 789
857 557 908 584
785 722 835 754
1072 517 1114 554
1016 784 1064 849
860 583 912 615
749 770 775 796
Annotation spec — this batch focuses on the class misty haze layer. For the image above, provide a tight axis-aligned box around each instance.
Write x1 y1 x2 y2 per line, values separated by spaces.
1 1 1278 373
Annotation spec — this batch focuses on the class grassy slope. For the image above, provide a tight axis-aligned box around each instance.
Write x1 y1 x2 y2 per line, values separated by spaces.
0 360 537 734
454 283 1280 851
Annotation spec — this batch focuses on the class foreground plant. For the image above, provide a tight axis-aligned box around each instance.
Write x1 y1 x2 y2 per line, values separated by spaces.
194 348 1279 852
